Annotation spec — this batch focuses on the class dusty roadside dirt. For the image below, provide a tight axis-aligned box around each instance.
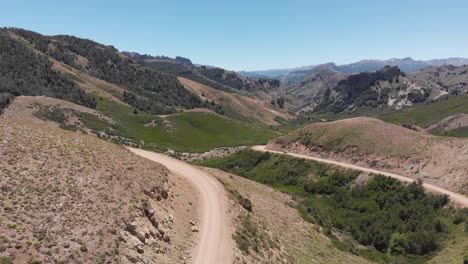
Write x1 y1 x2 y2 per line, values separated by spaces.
128 148 234 264
254 145 468 208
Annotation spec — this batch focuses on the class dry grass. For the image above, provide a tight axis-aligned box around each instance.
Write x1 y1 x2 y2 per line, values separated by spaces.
1 96 110 127
0 119 185 263
179 77 293 125
270 117 468 194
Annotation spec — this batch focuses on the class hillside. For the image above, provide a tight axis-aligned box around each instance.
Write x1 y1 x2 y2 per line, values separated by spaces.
178 77 292 125
379 95 468 135
123 51 304 113
267 117 468 194
0 119 198 263
1 95 276 152
198 149 468 263
1 27 216 115
284 66 347 112
409 65 468 95
201 167 373 264
125 51 281 93
0 29 96 109
312 66 448 114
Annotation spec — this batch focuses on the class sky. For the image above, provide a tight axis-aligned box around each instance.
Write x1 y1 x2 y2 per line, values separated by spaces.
1 0 467 71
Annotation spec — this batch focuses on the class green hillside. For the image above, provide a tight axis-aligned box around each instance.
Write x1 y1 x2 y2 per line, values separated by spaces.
379 95 468 128
94 98 276 152
198 149 468 263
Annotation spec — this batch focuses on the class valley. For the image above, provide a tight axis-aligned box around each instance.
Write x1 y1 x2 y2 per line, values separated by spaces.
1 24 467 264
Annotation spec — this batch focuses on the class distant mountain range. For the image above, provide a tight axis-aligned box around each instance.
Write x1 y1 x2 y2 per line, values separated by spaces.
238 65 317 79
239 57 468 82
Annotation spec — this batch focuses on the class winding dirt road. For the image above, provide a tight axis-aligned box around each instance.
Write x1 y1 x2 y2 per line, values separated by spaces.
128 148 233 264
252 145 468 208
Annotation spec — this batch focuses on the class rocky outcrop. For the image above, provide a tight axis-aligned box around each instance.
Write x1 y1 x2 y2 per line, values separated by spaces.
119 201 173 263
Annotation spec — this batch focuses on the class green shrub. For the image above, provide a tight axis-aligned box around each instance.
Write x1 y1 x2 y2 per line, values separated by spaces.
389 233 408 255
30 259 42 264
0 256 13 264
80 245 88 252
34 242 42 250
201 149 453 259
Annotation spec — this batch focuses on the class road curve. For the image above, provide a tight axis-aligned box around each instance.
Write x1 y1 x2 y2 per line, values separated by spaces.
128 148 233 264
252 145 468 208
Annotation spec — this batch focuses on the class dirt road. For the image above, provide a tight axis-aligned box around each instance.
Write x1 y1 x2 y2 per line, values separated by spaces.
252 145 468 208
128 148 233 264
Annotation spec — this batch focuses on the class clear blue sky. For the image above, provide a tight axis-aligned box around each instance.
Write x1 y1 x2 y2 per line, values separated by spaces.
2 0 467 71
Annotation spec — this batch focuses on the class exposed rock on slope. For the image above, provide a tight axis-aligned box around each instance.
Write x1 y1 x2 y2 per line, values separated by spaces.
314 66 447 113
284 66 346 112
409 65 468 95
267 117 468 194
0 120 185 263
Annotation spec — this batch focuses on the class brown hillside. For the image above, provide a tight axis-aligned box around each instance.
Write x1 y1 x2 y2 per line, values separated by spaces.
179 77 292 125
1 96 110 127
268 117 468 194
0 120 194 263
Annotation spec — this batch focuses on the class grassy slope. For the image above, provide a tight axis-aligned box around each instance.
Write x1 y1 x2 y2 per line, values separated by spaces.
178 77 293 126
95 97 276 152
273 117 429 158
379 95 468 128
428 222 468 264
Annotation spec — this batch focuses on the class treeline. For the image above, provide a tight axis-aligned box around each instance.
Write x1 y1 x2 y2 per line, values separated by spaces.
123 91 224 115
199 149 465 262
197 67 280 91
8 28 212 114
0 29 96 109
129 52 280 93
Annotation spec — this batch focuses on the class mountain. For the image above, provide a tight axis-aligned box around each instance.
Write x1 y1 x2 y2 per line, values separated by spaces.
313 66 447 114
0 27 295 128
409 65 468 95
0 29 96 109
238 65 317 79
283 66 347 112
245 57 468 85
123 51 281 94
425 58 468 67
0 28 214 115
122 51 304 118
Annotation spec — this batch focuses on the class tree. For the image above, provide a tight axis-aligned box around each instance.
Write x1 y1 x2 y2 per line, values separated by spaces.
276 98 285 108
389 232 408 255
